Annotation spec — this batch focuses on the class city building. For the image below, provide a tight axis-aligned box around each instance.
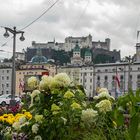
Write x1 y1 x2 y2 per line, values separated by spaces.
16 48 56 95
64 34 92 51
58 60 140 98
15 49 25 61
16 63 56 95
92 38 110 51
0 63 12 95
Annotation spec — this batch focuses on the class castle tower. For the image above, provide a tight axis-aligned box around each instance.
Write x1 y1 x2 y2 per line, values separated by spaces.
71 41 83 65
73 41 81 58
84 48 92 63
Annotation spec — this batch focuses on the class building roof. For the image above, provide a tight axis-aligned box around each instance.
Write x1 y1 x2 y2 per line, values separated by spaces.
85 49 91 56
30 47 48 64
31 56 48 64
73 42 80 52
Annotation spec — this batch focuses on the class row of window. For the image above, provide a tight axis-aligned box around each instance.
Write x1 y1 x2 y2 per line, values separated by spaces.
2 83 9 88
18 71 38 75
1 90 9 94
96 67 140 73
1 70 10 73
1 76 10 80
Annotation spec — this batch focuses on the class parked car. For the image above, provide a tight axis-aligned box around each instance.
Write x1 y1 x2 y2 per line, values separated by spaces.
0 94 21 106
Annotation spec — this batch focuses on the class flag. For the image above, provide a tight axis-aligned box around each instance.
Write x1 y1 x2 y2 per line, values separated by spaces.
115 72 120 88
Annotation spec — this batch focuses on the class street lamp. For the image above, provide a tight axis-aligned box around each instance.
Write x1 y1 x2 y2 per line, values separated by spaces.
3 27 25 105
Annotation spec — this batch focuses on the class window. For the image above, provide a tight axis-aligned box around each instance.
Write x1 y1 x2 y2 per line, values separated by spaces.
2 91 3 94
97 69 101 72
2 76 4 80
112 76 115 80
90 79 92 83
105 76 108 81
130 75 132 80
90 72 92 76
104 81 108 88
96 81 100 87
137 81 140 88
112 69 116 72
120 75 123 80
7 76 9 80
97 76 100 81
137 75 140 79
6 91 9 94
6 83 9 87
7 70 9 73
105 69 108 72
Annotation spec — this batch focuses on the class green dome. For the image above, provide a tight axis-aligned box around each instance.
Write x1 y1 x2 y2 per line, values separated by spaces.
85 50 91 56
73 42 80 52
31 55 48 63
30 47 48 63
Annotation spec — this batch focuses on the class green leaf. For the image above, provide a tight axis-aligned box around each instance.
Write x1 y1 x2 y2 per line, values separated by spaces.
128 113 140 140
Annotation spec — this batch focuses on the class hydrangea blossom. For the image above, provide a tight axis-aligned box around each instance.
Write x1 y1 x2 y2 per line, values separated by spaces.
39 76 53 90
71 102 81 109
95 99 112 113
64 91 75 99
35 115 44 124
12 122 20 130
50 73 71 88
81 108 98 123
27 76 38 89
34 135 42 140
32 123 39 134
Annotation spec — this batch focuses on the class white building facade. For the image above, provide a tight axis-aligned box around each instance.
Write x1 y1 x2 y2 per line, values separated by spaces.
0 64 12 95
58 62 140 98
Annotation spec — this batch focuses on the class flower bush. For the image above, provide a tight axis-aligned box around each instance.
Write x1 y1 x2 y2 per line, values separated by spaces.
1 73 140 140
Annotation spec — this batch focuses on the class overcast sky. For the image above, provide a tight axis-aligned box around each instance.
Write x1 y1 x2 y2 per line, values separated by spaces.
0 0 139 59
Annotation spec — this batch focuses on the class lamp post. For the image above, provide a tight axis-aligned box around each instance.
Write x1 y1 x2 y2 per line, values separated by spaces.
125 55 134 91
3 27 25 105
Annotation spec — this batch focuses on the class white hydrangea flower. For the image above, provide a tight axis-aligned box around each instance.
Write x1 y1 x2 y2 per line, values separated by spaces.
31 90 40 99
12 122 20 130
32 123 39 134
98 88 109 94
27 76 38 89
95 99 112 113
93 96 99 100
39 76 53 90
34 135 42 140
81 108 98 123
19 116 27 124
50 73 71 88
98 92 110 98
